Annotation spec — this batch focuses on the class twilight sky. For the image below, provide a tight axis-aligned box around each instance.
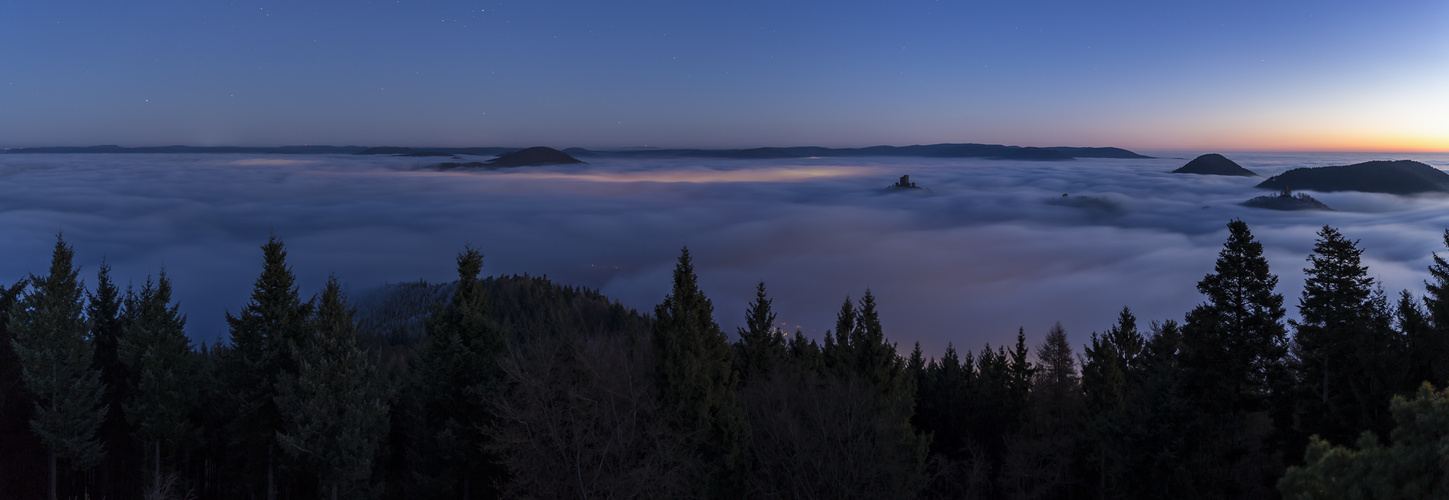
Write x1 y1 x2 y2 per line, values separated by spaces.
2 1 1447 151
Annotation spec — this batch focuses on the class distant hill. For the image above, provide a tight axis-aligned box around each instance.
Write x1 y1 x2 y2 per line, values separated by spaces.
485 147 585 167
1256 160 1449 195
1 142 1152 160
590 143 1150 160
1173 154 1257 176
1242 191 1332 211
356 146 516 157
931 144 1073 161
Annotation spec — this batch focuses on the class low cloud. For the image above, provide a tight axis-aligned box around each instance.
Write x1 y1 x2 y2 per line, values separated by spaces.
3 151 1449 356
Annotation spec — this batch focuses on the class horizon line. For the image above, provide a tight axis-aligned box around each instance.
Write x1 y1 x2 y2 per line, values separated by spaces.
4 143 1448 155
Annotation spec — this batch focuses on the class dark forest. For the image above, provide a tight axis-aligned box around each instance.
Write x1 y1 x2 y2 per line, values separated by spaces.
4 219 1449 499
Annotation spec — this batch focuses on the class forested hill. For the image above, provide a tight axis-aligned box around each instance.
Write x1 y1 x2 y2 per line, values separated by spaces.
6 225 1449 498
1256 159 1449 195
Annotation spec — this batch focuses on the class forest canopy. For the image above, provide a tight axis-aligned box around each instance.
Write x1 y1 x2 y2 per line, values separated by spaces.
4 221 1449 499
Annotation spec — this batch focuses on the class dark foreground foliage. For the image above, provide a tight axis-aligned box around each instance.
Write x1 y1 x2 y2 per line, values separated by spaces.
4 222 1449 499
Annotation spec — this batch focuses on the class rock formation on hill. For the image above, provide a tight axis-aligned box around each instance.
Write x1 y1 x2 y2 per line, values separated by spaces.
1242 188 1332 211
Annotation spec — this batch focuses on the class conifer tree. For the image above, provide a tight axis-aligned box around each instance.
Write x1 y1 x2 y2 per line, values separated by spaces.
118 272 197 494
1006 328 1034 407
1279 383 1449 498
87 262 137 497
786 328 823 373
8 236 106 500
1118 320 1196 497
734 281 785 382
411 246 504 499
1081 327 1125 497
277 276 389 500
1033 322 1079 430
651 247 748 497
1419 228 1449 385
1293 226 1401 443
1398 290 1440 388
1180 219 1289 496
218 236 313 499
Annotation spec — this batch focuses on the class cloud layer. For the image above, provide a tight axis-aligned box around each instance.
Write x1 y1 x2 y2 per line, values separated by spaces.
3 151 1449 355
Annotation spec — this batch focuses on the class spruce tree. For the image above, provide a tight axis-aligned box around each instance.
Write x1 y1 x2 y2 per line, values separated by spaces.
1119 320 1196 497
88 262 138 497
1398 291 1440 388
1293 226 1402 443
734 281 785 382
276 276 389 500
651 247 748 497
117 272 198 495
1419 228 1449 385
1180 219 1289 496
411 246 504 499
218 236 313 499
8 236 107 500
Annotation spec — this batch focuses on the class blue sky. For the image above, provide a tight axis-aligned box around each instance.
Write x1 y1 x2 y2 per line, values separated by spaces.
3 0 1446 150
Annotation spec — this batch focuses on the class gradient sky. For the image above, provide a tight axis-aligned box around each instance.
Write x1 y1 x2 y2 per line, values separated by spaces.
2 1 1447 151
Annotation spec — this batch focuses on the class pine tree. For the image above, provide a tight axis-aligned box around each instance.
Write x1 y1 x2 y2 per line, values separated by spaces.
1419 228 1449 385
276 276 390 500
118 272 198 494
1293 226 1402 443
734 281 785 382
1118 320 1196 497
1033 322 1079 431
8 236 107 500
651 247 748 497
786 328 823 373
217 236 313 499
1279 383 1449 498
88 262 138 498
411 246 505 499
1398 291 1440 389
1180 219 1289 496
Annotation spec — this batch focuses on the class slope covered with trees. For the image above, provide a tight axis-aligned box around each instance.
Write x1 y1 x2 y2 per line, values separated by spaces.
3 223 1449 499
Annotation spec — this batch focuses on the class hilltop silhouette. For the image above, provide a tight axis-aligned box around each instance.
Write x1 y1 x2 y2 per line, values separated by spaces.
1242 188 1332 211
1256 160 1449 195
1173 154 1257 176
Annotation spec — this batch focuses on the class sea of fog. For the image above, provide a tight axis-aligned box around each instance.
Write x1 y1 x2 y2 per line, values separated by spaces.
4 151 1449 357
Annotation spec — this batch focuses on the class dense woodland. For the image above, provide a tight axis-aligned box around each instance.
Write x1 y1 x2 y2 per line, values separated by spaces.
5 220 1449 499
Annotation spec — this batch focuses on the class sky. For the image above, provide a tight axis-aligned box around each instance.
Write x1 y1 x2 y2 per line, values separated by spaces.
2 1 1447 151
5 152 1449 356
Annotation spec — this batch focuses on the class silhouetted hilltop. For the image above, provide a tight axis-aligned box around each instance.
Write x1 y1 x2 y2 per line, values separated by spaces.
1242 190 1332 211
562 147 600 157
484 147 586 168
1256 160 1449 195
1047 193 1121 213
1046 147 1151 159
1173 154 1257 176
932 144 1073 161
